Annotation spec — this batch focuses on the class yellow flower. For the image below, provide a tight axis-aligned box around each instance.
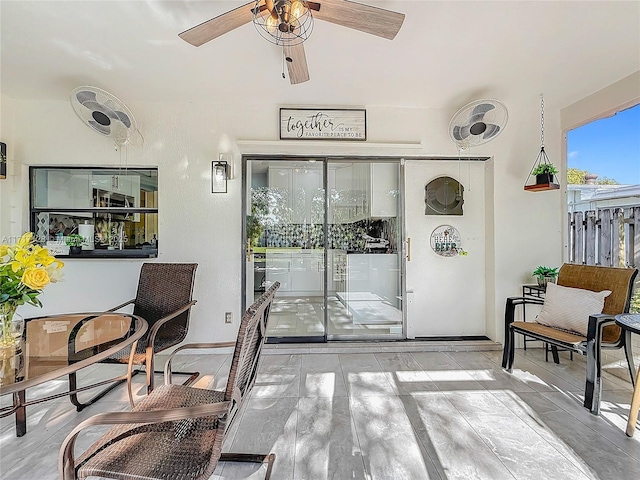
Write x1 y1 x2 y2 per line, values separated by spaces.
34 246 56 266
22 267 50 290
11 249 37 272
17 232 33 248
0 244 8 257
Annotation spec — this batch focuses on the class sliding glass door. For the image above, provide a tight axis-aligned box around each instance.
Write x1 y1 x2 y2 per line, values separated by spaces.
243 156 403 342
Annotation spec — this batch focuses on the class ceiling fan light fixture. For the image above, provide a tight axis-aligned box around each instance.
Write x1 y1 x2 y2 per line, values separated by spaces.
253 0 314 46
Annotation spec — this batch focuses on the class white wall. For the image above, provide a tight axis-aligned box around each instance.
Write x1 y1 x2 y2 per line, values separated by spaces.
0 94 18 239
1 96 566 346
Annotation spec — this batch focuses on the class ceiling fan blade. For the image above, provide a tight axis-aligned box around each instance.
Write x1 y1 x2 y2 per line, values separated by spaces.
284 43 310 84
313 0 405 40
179 1 256 47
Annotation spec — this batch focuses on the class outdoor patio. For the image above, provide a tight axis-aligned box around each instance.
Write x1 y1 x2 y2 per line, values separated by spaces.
1 345 639 479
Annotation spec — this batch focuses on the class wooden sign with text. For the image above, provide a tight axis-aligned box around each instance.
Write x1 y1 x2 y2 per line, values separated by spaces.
279 108 367 141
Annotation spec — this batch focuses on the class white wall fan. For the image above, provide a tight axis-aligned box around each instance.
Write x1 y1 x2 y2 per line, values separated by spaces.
70 86 143 147
449 99 509 149
178 0 405 84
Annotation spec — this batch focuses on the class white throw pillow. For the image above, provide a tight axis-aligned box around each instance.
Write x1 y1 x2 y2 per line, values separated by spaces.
535 282 611 336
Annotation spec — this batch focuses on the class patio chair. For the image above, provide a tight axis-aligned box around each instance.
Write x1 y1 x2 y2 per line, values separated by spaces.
59 282 280 480
68 263 198 410
502 263 638 414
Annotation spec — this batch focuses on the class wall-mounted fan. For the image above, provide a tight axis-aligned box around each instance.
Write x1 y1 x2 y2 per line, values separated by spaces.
449 99 508 149
70 86 142 146
178 0 405 85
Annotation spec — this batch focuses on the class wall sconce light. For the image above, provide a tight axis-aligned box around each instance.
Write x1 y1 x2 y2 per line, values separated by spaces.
0 142 6 180
212 154 231 193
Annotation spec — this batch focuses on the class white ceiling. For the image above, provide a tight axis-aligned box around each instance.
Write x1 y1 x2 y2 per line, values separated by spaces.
1 1 639 111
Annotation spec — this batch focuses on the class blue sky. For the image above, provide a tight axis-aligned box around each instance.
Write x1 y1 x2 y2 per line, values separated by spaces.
567 103 640 185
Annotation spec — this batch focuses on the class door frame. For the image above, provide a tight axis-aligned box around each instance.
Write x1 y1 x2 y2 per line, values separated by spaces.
241 154 406 343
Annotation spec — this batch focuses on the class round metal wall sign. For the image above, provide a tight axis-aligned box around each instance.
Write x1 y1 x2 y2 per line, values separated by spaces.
430 225 462 257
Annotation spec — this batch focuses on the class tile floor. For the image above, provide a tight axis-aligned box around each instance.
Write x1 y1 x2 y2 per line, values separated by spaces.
267 296 402 337
1 345 639 479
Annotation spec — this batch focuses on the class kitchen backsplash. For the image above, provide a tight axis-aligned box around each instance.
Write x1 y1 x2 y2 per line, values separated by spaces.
261 218 397 252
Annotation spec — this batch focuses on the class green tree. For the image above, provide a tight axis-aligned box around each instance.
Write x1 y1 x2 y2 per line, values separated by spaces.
596 177 619 185
567 168 619 185
567 168 587 184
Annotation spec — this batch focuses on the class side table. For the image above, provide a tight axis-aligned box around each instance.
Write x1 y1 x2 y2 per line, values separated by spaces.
522 284 546 351
615 313 640 437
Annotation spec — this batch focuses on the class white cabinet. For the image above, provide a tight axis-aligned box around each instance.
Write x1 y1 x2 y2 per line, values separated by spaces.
291 251 323 293
370 163 398 218
293 169 323 224
268 167 322 224
331 162 398 223
266 249 323 296
47 170 91 208
332 164 364 223
91 174 140 207
345 253 400 307
265 250 292 292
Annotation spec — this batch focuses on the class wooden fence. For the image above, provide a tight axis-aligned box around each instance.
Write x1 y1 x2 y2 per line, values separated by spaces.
568 206 640 268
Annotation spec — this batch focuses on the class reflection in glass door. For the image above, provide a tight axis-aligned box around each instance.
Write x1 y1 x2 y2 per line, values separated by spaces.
326 160 403 340
244 157 403 342
245 159 326 341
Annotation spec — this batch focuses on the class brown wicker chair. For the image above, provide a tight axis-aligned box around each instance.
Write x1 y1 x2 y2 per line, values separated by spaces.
59 282 280 480
502 263 638 414
68 263 198 410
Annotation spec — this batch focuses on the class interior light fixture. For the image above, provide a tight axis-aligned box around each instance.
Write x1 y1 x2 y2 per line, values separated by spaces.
212 155 231 193
253 0 314 46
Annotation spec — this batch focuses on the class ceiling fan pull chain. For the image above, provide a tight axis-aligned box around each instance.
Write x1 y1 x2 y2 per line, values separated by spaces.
282 50 286 79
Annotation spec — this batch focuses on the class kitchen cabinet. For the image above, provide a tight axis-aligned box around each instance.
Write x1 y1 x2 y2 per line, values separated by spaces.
369 163 398 218
46 170 91 208
345 253 400 307
291 251 323 293
266 249 323 296
331 162 397 223
265 250 292 292
91 174 140 207
268 167 322 224
333 164 365 223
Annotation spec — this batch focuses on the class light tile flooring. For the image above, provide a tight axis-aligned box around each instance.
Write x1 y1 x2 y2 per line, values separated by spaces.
1 346 639 479
267 296 402 337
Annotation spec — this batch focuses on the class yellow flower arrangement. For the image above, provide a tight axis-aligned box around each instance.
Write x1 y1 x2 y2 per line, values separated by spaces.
0 232 64 309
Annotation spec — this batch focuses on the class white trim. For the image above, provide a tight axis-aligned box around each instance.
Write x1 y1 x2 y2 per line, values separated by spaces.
236 140 423 156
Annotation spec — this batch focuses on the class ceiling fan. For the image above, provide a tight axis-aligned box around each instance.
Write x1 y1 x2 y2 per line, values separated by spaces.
179 0 405 84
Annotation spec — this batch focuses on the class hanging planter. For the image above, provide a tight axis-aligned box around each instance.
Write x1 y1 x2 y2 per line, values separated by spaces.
524 95 560 192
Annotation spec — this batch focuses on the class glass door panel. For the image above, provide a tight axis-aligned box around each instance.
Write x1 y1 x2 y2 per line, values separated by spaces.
326 160 403 339
245 159 325 341
244 157 404 342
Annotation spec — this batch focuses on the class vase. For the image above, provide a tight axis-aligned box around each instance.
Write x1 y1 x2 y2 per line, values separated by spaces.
0 303 24 347
536 276 557 288
535 173 555 185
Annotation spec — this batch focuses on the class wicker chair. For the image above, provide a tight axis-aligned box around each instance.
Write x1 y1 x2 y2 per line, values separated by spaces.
59 282 280 480
69 263 198 410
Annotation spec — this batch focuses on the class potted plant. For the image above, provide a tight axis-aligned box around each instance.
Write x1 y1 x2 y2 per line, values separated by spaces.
532 163 558 185
66 233 84 255
532 265 559 288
